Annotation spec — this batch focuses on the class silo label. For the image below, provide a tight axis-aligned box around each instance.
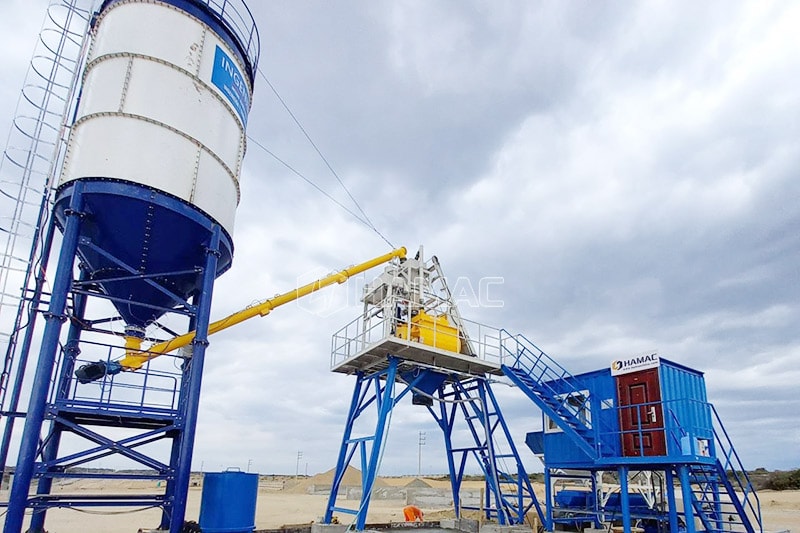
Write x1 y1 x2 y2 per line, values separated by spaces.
211 45 249 126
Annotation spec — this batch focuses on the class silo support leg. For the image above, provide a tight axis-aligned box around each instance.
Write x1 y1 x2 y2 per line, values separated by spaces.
29 282 89 532
169 226 222 533
3 182 86 533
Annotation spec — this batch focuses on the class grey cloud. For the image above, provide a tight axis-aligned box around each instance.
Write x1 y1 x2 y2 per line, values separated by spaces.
1 0 797 477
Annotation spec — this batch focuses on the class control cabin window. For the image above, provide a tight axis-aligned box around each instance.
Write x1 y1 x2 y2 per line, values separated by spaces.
545 391 591 433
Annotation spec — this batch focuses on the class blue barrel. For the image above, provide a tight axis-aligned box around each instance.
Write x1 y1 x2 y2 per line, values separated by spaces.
199 471 258 533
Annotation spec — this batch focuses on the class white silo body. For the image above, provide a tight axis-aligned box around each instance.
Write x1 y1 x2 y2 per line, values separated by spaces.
59 0 255 236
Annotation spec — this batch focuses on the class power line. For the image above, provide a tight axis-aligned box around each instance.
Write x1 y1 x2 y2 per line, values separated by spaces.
246 136 370 227
255 68 394 248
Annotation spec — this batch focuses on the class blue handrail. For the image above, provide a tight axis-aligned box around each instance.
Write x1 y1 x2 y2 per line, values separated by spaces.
709 403 762 530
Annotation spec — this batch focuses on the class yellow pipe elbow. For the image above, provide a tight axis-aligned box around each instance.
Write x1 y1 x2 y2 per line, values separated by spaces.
119 335 150 371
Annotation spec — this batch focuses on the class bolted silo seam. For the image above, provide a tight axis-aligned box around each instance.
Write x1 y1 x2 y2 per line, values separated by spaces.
84 52 250 130
71 111 241 204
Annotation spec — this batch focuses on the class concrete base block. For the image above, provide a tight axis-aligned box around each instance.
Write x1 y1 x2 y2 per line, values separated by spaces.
440 518 480 533
311 523 350 533
479 524 533 533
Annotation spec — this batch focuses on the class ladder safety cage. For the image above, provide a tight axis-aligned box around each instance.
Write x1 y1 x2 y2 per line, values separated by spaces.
0 0 93 476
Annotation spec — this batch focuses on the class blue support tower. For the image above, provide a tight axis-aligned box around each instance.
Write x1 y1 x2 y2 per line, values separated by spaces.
433 376 543 525
3 183 227 533
324 360 543 530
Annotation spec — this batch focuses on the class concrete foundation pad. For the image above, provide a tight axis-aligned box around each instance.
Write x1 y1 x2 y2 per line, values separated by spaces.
478 525 532 533
311 524 351 533
439 518 479 533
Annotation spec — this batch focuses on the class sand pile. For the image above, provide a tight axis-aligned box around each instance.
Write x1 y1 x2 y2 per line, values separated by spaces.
283 466 388 494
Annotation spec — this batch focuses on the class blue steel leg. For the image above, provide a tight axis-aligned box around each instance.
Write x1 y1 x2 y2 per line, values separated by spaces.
592 471 602 529
162 309 199 529
160 432 184 529
476 380 506 525
355 357 398 530
679 465 696 533
324 373 367 523
483 380 543 525
169 226 221 533
619 466 631 533
437 385 461 518
29 278 89 532
4 181 85 533
665 469 679 533
0 211 57 476
544 468 553 531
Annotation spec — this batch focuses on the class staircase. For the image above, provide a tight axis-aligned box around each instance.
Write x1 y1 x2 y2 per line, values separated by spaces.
681 404 762 533
499 330 600 459
685 459 760 533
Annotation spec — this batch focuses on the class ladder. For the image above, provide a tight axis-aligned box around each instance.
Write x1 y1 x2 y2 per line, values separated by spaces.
0 0 92 470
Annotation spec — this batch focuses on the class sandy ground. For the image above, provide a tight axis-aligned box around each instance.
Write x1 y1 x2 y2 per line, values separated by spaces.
2 477 798 533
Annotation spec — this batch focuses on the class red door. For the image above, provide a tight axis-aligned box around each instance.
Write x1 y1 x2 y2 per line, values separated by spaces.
616 368 666 456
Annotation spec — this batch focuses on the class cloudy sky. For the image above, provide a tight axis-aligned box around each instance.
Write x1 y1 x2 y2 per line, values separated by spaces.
1 0 798 479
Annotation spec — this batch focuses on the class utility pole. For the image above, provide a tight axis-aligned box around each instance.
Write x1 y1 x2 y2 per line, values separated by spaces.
247 459 252 473
296 451 303 478
418 431 426 477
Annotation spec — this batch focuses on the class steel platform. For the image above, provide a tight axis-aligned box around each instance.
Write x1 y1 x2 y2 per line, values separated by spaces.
330 336 503 377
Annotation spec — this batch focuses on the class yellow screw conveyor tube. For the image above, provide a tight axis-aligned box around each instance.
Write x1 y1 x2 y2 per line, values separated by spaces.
75 247 407 382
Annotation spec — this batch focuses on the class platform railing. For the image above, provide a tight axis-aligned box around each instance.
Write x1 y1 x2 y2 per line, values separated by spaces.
498 330 601 448
591 397 715 460
709 403 762 530
498 331 590 416
59 340 181 415
198 0 261 71
330 297 504 370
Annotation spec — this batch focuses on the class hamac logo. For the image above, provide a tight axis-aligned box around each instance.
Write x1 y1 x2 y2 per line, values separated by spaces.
610 351 659 376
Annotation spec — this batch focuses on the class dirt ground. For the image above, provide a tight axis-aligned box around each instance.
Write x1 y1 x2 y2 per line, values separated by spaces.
2 477 798 533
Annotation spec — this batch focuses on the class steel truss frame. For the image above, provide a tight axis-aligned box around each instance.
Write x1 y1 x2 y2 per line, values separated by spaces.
3 182 222 533
324 356 543 531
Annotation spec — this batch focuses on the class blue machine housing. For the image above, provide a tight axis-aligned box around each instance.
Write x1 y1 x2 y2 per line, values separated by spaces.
534 367 620 466
529 358 715 469
505 334 762 532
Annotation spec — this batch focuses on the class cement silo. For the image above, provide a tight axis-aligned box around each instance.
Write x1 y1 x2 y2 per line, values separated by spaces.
3 1 259 532
57 0 256 330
